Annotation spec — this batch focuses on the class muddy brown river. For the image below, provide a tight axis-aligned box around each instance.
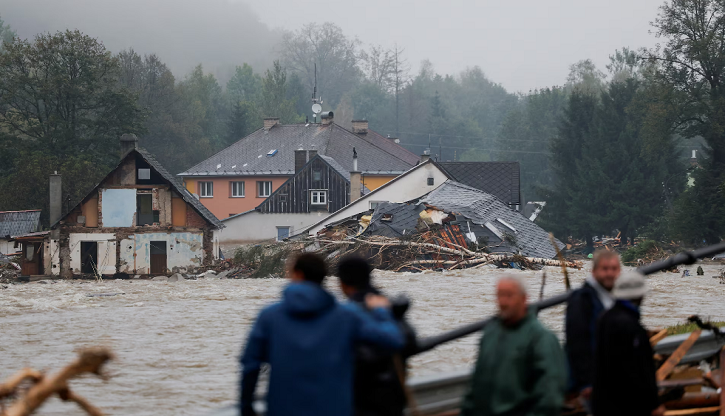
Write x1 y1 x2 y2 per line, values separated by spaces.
1 263 724 415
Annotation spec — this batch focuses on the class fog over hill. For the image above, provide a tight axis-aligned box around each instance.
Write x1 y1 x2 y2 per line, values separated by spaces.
2 0 663 91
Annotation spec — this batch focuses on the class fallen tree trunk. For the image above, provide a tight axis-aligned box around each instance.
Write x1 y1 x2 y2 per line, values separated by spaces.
2 347 113 416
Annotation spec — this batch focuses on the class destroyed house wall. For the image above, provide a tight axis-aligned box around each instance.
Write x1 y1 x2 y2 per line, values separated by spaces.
52 151 217 277
258 157 350 214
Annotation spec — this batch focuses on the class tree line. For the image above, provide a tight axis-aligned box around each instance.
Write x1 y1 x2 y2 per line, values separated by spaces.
1 1 724 246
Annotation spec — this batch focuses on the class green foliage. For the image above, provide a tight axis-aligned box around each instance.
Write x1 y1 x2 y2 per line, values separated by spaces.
260 61 302 123
233 245 295 278
667 321 725 335
621 240 660 262
647 0 725 244
0 31 144 226
543 78 679 245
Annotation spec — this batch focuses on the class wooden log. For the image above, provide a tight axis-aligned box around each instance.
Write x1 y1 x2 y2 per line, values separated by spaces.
665 392 721 409
650 328 670 347
657 330 702 382
57 386 104 416
664 407 720 416
4 348 113 416
0 368 43 398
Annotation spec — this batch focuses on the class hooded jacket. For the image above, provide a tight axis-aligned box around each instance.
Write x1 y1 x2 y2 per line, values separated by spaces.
349 287 417 416
592 301 659 416
460 308 566 416
239 282 405 416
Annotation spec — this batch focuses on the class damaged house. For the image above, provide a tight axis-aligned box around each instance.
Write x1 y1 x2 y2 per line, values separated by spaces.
297 158 569 271
47 135 222 278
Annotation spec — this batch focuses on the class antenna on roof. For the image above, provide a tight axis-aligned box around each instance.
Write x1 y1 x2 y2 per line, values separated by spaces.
311 63 322 123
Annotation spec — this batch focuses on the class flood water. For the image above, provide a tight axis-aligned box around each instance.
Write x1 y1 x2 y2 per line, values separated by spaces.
1 263 724 415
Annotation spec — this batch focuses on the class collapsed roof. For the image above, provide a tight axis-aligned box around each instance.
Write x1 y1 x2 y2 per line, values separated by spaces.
360 181 561 259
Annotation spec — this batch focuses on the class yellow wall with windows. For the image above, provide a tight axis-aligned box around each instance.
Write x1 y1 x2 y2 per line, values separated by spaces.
362 175 398 191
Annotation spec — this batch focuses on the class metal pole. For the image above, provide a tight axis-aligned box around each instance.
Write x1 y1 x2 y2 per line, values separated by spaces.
412 242 725 356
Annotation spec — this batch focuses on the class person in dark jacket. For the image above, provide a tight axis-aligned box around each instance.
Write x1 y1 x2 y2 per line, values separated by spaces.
239 253 405 416
565 250 620 403
337 256 417 416
592 272 665 416
461 275 566 416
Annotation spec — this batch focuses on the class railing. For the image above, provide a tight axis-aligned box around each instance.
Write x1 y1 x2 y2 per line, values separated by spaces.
207 242 725 416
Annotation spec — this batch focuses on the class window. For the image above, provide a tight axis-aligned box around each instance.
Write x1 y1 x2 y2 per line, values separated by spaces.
231 181 245 197
199 181 213 197
311 190 327 205
312 169 322 181
427 177 435 186
258 181 272 197
277 226 291 241
138 168 151 180
137 194 159 225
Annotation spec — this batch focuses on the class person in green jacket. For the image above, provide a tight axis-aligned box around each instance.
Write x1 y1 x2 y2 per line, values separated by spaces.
461 275 566 416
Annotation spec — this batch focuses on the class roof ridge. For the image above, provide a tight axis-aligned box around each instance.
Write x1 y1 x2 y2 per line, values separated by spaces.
330 124 416 166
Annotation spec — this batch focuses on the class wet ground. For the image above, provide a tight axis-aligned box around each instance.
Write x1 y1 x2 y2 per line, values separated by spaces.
1 263 723 415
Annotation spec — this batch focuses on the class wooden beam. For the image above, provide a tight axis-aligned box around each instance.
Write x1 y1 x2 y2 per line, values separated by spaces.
651 328 670 347
0 368 43 398
664 407 720 416
657 330 702 382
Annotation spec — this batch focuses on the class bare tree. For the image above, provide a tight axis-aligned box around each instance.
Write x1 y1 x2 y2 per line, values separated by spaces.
279 22 363 108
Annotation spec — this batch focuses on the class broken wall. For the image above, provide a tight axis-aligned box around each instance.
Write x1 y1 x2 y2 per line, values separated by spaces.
119 232 204 274
68 233 117 275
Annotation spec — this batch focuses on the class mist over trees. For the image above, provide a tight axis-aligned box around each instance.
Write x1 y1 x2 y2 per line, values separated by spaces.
0 0 724 245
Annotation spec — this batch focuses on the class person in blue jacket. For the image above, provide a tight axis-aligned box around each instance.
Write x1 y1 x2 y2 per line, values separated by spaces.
239 253 405 416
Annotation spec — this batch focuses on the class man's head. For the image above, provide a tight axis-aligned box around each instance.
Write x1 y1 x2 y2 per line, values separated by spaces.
336 255 372 298
612 271 648 305
287 253 328 284
497 275 528 325
591 250 621 290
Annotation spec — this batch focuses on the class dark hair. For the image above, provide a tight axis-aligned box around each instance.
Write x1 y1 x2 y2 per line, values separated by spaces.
337 255 372 289
292 253 328 284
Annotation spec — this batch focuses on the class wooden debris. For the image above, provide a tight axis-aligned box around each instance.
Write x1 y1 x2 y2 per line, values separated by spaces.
650 329 670 347
657 330 703 382
1 347 113 416
664 407 720 415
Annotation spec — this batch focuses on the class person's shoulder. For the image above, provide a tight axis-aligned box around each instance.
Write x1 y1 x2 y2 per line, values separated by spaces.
257 302 285 319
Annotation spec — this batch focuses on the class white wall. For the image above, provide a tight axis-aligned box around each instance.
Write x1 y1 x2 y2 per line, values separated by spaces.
68 233 117 275
306 162 450 235
215 212 327 244
119 232 204 274
47 238 60 276
0 239 17 255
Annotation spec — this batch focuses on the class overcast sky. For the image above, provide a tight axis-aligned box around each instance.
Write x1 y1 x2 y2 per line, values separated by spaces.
1 0 665 92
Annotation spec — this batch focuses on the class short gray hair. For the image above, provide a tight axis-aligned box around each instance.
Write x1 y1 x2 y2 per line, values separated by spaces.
497 275 527 295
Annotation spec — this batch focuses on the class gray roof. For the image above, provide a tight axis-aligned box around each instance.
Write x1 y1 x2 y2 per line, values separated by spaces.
53 148 222 229
420 181 561 259
0 210 41 238
437 162 521 205
178 123 416 177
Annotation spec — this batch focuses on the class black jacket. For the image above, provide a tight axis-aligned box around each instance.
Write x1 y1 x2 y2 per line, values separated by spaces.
592 301 660 416
565 281 605 392
350 288 417 416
